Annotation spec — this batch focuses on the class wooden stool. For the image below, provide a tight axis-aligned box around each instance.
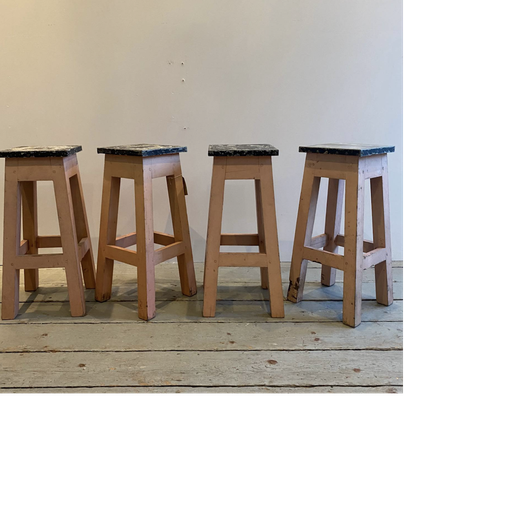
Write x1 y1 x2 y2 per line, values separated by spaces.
95 144 197 321
287 143 395 327
203 144 284 318
1 145 95 319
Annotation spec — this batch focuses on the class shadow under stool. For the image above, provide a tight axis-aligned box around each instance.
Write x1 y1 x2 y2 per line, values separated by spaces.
1 145 96 319
287 143 395 327
203 144 285 318
95 144 197 321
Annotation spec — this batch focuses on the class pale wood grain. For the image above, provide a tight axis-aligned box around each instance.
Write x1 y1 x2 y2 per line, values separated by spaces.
0 320 402 353
0 349 402 388
1 385 402 394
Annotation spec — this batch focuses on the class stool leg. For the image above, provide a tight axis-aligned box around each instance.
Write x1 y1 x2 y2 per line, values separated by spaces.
259 159 284 317
69 174 96 289
167 173 197 297
371 165 393 306
254 179 269 290
135 169 156 320
2 172 21 320
95 170 121 302
321 178 344 287
53 162 86 317
20 180 39 291
203 158 227 317
287 168 320 303
342 167 365 327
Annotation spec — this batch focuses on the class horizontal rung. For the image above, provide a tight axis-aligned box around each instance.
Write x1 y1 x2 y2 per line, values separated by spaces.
309 234 327 249
302 247 344 271
218 252 268 267
362 248 387 269
154 241 185 265
334 235 345 248
154 231 176 246
114 233 137 249
220 234 259 246
333 235 374 252
105 245 138 266
37 235 62 249
14 254 65 269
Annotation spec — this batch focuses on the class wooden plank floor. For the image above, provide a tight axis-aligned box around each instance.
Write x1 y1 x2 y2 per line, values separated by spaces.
0 262 403 393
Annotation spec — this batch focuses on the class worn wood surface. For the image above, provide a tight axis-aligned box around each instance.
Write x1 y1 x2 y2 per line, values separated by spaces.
0 262 403 393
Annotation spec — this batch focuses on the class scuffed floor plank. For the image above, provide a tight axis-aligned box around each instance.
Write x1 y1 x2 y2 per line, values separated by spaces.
1 299 402 324
1 321 402 352
0 350 402 388
0 261 403 393
1 385 402 393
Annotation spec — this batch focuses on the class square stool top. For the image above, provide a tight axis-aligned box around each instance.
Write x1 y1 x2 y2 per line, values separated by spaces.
97 144 187 157
0 145 82 158
208 144 279 157
299 143 395 157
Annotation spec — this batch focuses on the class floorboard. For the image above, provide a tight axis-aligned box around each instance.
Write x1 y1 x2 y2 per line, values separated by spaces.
0 262 403 393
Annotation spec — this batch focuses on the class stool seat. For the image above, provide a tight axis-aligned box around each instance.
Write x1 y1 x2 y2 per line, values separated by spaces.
208 144 279 157
97 144 187 157
0 145 82 158
299 143 395 157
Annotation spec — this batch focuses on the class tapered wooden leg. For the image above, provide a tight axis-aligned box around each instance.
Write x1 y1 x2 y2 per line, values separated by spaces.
167 172 197 297
321 178 344 287
69 173 96 289
2 170 21 320
254 178 269 289
258 158 284 317
20 180 39 291
53 161 85 317
203 158 227 317
95 168 121 302
287 166 320 303
134 168 156 320
342 165 365 327
370 158 393 306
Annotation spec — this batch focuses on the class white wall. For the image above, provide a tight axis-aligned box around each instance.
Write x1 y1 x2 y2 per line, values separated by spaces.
0 0 402 261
